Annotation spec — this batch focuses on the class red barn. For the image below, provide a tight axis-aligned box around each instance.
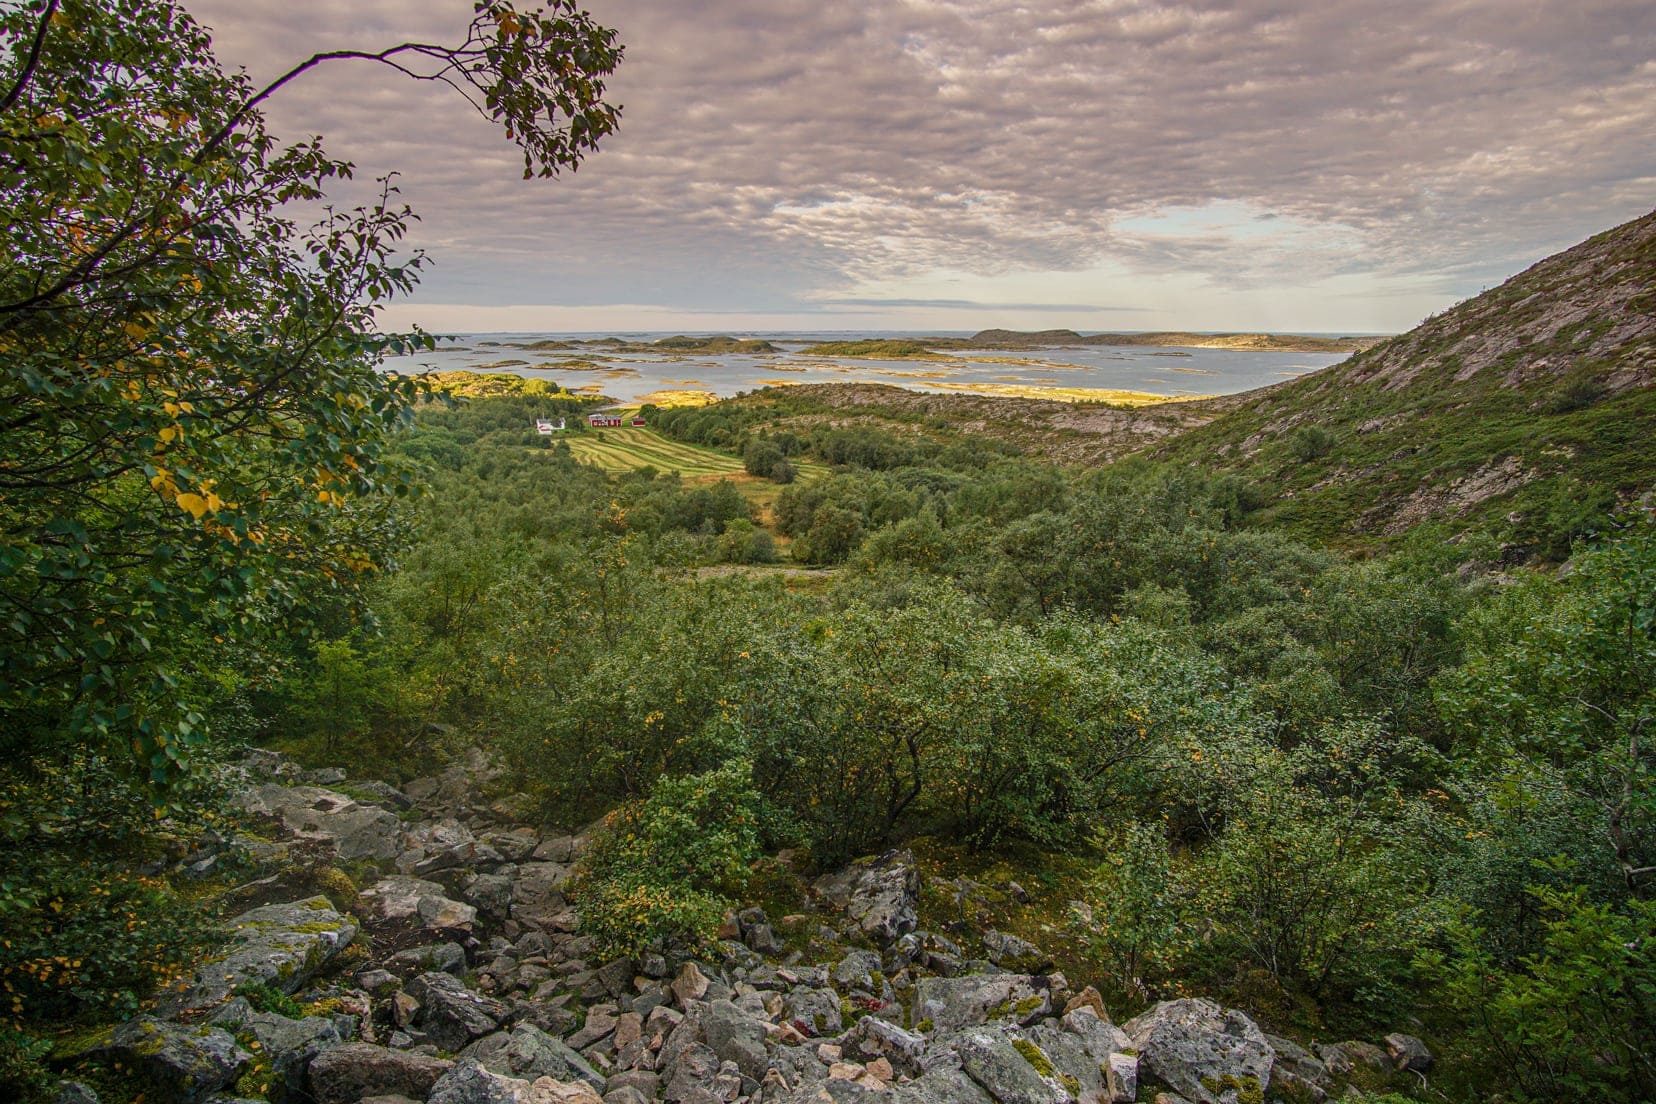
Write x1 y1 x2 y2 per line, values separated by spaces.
587 413 623 427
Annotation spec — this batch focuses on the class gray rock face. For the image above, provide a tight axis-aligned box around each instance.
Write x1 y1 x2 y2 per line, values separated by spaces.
953 1029 1069 1104
92 1016 249 1102
462 1024 605 1090
783 987 844 1037
408 971 508 1051
359 875 479 932
308 1043 454 1104
427 1059 538 1104
161 896 358 1016
813 850 919 945
830 950 883 990
1124 999 1275 1104
246 1010 343 1104
240 783 405 862
911 974 1051 1032
1384 1032 1434 1073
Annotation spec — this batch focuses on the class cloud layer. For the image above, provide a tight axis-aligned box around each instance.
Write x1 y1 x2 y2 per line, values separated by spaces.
188 0 1656 330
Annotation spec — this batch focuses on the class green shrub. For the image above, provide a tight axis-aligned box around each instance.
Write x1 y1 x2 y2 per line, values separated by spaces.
569 761 761 958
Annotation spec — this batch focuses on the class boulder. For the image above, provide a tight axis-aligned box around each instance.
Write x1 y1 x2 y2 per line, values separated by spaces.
1124 999 1275 1104
981 930 1052 973
953 1029 1069 1104
511 863 572 927
812 850 919 945
462 1024 605 1090
308 1043 453 1104
704 1000 770 1080
160 896 358 1016
91 1016 249 1102
360 875 478 933
783 987 844 1037
911 974 1051 1032
246 1011 344 1104
1265 1034 1332 1102
1384 1032 1434 1073
240 783 404 862
408 971 507 1052
428 1059 603 1104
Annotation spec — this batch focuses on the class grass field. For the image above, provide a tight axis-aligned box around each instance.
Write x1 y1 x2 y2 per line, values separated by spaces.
565 427 829 483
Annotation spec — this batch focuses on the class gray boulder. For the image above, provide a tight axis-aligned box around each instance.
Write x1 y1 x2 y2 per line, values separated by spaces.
982 931 1052 973
953 1029 1070 1104
427 1059 539 1104
246 1011 343 1104
783 987 843 1037
308 1043 453 1104
240 783 404 862
911 974 1051 1032
462 1024 605 1090
510 862 571 928
704 1000 770 1080
359 875 478 933
1124 999 1275 1104
160 896 358 1016
91 1017 249 1102
1384 1032 1434 1073
408 971 507 1052
812 850 919 945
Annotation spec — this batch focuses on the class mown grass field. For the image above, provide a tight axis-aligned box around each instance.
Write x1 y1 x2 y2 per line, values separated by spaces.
566 427 744 478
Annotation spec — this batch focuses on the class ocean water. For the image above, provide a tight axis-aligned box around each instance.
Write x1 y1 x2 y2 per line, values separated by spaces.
381 332 1350 404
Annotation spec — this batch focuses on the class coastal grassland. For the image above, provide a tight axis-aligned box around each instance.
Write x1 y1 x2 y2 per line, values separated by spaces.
567 426 830 484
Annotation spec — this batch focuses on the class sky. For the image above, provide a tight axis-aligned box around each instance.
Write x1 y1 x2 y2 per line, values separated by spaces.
187 0 1656 335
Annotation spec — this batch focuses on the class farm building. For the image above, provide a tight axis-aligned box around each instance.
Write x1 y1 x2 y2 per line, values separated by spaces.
587 413 623 427
535 417 565 435
631 417 647 427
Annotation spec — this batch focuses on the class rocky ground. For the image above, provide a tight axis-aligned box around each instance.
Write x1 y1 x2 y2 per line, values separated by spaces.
48 751 1432 1104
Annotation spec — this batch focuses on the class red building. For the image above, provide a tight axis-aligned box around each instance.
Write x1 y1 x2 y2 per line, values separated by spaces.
587 413 623 427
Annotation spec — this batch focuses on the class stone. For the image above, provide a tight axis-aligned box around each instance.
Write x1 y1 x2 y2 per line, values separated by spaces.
240 783 405 862
568 1004 619 1050
357 968 401 997
954 1029 1068 1104
811 850 919 945
427 1058 604 1104
1061 986 1108 1020
671 962 711 1006
160 897 358 1017
663 1042 721 1103
783 987 844 1037
91 1017 249 1102
388 940 469 978
309 1043 453 1104
746 922 786 955
841 1017 927 1078
1124 999 1275 1104
831 950 883 990
981 930 1052 973
1265 1035 1332 1102
1060 1007 1133 1061
360 876 478 933
1316 1040 1389 1077
1384 1032 1434 1072
408 971 507 1052
704 1000 770 1080
246 1011 343 1104
51 1081 100 1104
510 862 572 927
1106 1052 1139 1103
911 974 1051 1032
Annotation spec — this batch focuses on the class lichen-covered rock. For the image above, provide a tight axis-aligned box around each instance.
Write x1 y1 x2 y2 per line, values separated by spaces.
92 1016 250 1102
408 971 507 1052
783 987 844 1037
246 1010 343 1104
461 1024 605 1090
240 783 405 862
812 850 919 945
359 875 478 932
509 862 571 928
911 974 1051 1032
160 896 358 1016
982 930 1052 973
308 1043 453 1104
953 1029 1070 1104
1124 999 1274 1104
704 999 770 1080
1384 1032 1434 1072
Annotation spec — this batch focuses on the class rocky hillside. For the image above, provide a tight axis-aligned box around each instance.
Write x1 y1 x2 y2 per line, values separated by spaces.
1150 208 1656 553
45 751 1434 1104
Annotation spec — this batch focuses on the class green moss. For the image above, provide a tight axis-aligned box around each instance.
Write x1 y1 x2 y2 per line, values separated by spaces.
1013 994 1045 1016
1059 1073 1082 1096
914 1017 934 1033
1011 1037 1056 1078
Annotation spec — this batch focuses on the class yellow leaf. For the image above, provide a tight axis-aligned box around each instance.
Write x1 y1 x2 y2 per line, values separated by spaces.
176 493 209 518
158 425 181 444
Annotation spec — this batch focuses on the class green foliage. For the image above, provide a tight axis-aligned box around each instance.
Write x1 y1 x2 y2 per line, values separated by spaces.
1288 424 1335 461
1423 887 1656 1102
569 761 761 958
0 0 622 780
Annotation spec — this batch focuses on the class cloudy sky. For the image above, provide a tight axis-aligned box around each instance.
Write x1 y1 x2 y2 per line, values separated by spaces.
189 0 1655 335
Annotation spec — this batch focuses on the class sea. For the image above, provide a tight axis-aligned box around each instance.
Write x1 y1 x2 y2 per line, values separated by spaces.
380 331 1354 405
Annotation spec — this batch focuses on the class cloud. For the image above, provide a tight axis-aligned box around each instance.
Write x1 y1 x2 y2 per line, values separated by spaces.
186 0 1656 327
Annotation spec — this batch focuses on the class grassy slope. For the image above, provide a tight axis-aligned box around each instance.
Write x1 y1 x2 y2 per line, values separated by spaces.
1148 208 1656 553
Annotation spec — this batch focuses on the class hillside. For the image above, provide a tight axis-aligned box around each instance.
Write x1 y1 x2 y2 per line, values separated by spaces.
960 328 1380 353
1147 207 1656 555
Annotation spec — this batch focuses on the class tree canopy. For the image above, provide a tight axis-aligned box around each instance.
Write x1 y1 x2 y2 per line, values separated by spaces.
0 0 621 781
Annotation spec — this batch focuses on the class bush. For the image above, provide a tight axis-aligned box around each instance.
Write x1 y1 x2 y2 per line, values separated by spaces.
1288 424 1335 461
568 761 761 958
